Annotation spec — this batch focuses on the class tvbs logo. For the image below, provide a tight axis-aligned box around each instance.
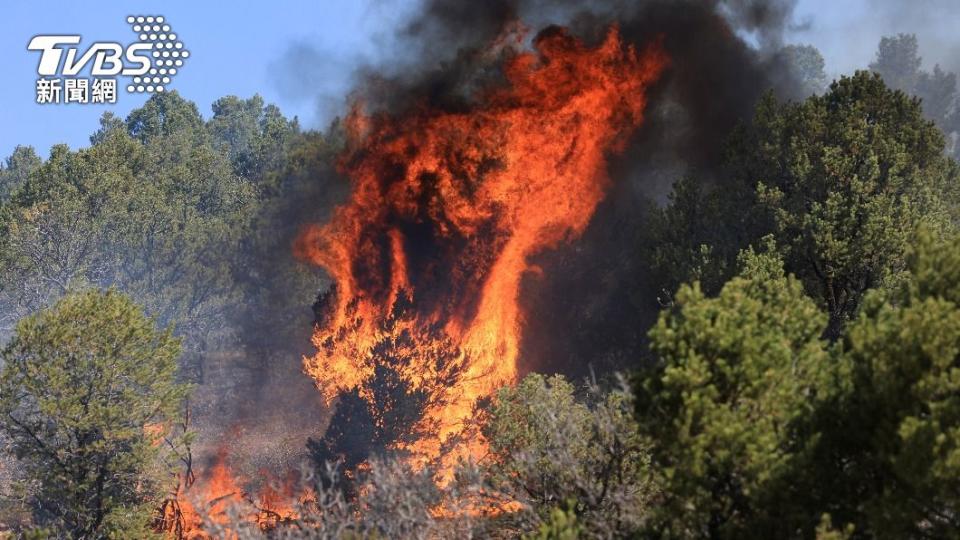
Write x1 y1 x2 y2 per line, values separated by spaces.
28 15 189 105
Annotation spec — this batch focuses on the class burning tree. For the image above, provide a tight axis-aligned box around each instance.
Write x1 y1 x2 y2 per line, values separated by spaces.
308 291 468 482
294 25 669 474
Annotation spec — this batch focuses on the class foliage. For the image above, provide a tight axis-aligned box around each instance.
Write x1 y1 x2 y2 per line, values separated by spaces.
207 94 300 180
481 373 655 538
0 290 189 538
647 176 739 302
0 91 281 381
870 34 924 95
815 515 855 540
522 504 583 540
227 126 345 383
808 229 960 537
652 71 959 337
746 72 956 336
869 33 960 157
782 44 828 97
638 231 960 538
0 146 41 202
636 245 835 537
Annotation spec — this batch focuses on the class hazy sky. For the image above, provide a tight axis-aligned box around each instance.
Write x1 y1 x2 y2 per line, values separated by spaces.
2 0 959 160
790 0 960 78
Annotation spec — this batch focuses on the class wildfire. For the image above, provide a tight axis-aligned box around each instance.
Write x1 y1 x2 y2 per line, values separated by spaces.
160 449 303 538
158 23 667 539
295 24 668 473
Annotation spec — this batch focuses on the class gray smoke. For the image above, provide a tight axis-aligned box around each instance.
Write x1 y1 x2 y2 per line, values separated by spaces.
789 0 960 78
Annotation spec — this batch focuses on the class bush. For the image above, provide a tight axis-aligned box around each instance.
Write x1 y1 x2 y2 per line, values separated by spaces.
480 373 655 538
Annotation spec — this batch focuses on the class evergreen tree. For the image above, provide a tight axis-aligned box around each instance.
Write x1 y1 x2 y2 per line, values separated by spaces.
652 72 959 338
0 290 189 538
811 229 960 537
636 245 835 537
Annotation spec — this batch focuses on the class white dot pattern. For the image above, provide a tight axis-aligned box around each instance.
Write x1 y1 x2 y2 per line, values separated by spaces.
125 15 188 94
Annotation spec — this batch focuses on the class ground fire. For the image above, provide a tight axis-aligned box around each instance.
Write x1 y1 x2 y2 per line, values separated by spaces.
159 449 305 538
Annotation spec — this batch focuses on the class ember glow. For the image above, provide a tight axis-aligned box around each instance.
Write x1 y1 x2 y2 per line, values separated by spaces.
294 25 668 471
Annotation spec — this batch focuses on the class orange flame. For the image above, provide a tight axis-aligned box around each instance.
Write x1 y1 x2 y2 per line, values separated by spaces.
160 449 303 538
295 25 667 473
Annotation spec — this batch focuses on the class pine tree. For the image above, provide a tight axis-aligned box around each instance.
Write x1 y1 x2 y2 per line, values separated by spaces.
0 289 189 538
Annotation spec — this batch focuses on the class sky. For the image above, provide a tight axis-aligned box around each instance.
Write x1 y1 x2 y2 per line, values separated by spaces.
1 0 959 161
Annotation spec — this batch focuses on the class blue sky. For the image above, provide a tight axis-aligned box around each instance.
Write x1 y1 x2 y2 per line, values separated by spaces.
0 0 420 159
1 0 958 161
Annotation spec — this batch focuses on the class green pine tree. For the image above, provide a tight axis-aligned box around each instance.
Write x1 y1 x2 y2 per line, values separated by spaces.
0 289 189 538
